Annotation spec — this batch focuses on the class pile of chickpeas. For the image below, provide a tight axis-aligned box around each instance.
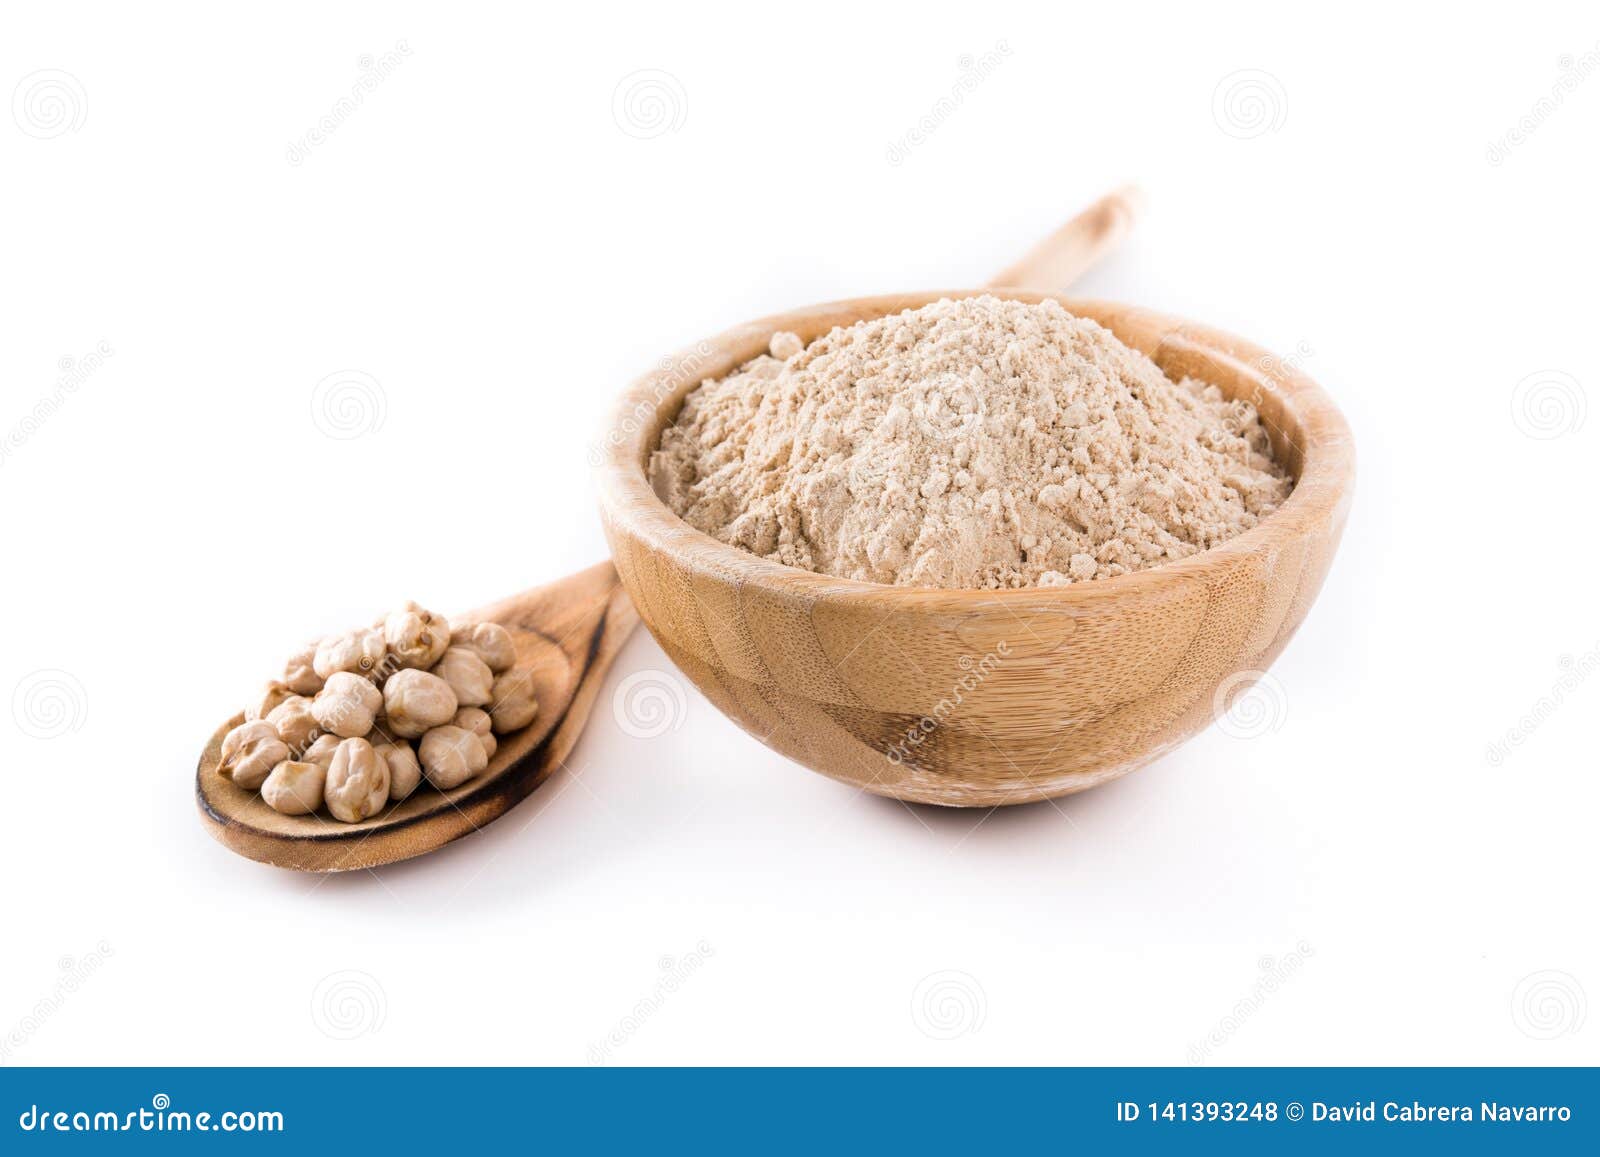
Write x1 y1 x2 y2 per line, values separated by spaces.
216 602 539 822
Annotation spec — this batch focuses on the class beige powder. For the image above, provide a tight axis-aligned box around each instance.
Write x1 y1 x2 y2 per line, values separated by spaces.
649 296 1292 590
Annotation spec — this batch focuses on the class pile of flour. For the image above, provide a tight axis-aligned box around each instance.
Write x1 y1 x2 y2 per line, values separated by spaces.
649 296 1291 589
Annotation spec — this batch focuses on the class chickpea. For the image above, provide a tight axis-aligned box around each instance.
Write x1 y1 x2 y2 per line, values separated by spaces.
489 666 540 733
453 707 497 760
383 668 458 739
302 732 342 771
450 622 516 673
261 760 326 815
265 695 321 751
325 738 391 823
312 627 387 681
218 720 289 790
419 725 488 790
371 739 423 801
244 681 295 722
312 671 383 738
281 641 324 696
433 646 494 708
383 602 450 670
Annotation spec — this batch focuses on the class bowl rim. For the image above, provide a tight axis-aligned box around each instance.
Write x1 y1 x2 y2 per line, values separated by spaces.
595 290 1356 606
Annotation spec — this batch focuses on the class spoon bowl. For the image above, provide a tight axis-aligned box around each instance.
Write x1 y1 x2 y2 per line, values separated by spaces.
195 562 637 871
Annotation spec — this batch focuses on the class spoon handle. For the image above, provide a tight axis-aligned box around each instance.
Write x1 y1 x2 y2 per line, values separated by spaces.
985 185 1142 293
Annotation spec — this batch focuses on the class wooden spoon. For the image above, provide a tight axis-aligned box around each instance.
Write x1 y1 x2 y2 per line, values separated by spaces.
195 563 637 871
195 188 1140 871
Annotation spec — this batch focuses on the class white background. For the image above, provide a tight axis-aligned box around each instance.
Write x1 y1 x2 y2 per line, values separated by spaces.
3 1 1596 1066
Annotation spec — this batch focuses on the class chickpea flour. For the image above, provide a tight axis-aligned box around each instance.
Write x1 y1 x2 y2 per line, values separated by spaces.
650 296 1292 589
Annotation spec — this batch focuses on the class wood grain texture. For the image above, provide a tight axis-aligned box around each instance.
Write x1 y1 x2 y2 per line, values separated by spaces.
986 185 1142 292
595 293 1355 807
195 562 639 871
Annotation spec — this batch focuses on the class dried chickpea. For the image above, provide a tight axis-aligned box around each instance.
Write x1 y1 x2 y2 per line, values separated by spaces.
302 732 342 771
452 706 497 760
371 738 422 801
244 681 295 722
450 622 516 673
383 602 450 670
218 720 289 790
325 738 390 823
488 667 540 733
265 695 320 750
383 668 458 739
433 646 494 708
261 760 326 815
281 641 324 696
419 725 488 790
312 627 387 681
312 671 383 738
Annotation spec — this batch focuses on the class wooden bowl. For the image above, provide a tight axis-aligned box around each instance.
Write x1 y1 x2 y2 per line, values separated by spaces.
595 292 1355 806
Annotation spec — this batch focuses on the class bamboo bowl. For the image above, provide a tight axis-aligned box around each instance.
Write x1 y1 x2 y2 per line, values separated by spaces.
595 291 1354 806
